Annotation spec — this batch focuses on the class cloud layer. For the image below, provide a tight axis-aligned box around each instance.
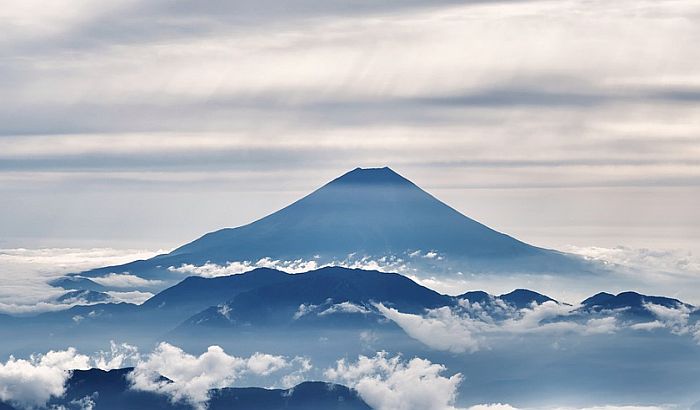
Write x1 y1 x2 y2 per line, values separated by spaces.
3 243 700 316
0 0 698 253
377 298 697 353
0 248 164 314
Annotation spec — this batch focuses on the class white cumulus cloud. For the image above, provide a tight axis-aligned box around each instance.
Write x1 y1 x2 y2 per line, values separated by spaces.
325 352 463 410
129 342 309 409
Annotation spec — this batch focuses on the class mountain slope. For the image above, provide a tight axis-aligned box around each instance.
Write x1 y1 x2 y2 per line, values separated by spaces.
70 167 591 287
169 167 537 261
179 266 452 330
140 268 293 318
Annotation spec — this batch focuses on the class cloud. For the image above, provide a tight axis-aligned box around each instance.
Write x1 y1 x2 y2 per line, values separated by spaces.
128 343 247 408
168 258 320 277
0 248 163 314
0 342 312 409
279 357 313 389
245 353 289 376
324 353 676 410
376 304 484 353
407 245 700 309
105 290 154 305
641 302 700 340
376 300 622 353
629 320 665 331
168 254 411 278
498 302 617 336
325 352 463 410
1 342 684 410
0 348 89 409
469 406 671 410
318 301 371 316
293 299 372 320
379 293 700 353
92 341 141 371
67 395 97 410
88 273 163 289
129 342 310 409
570 407 671 410
565 246 700 280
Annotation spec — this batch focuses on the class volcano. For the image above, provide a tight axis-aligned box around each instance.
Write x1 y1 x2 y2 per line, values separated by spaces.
71 167 592 286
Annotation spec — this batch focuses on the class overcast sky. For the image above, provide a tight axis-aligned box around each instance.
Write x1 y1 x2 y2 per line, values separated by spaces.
1 0 699 253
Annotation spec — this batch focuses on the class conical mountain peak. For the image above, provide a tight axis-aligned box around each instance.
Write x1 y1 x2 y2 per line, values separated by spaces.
328 167 413 187
76 167 589 283
163 167 553 266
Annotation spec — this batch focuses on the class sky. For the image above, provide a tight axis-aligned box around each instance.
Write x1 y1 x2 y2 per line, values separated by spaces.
1 0 699 256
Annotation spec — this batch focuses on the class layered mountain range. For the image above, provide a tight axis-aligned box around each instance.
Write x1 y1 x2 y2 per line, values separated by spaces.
4 266 693 347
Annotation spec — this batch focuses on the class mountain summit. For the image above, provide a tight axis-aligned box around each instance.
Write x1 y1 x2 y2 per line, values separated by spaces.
73 167 591 285
169 166 536 260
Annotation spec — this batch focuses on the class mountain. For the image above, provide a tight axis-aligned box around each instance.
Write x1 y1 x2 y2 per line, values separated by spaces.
457 290 493 304
208 382 371 410
580 291 690 317
139 268 293 319
55 289 111 304
3 267 452 346
66 167 593 289
50 276 107 292
178 266 452 330
500 289 556 308
0 368 371 410
455 289 556 309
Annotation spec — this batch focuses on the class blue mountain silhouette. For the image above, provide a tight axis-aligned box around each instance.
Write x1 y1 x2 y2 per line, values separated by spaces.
69 167 592 288
499 289 556 308
580 291 688 318
179 266 451 330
